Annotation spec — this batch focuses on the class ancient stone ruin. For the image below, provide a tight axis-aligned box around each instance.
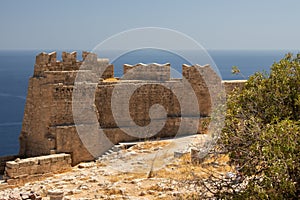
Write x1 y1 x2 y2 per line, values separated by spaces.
4 154 71 185
18 51 244 166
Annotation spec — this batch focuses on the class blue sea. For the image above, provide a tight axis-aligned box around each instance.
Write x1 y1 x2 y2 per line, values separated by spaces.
0 49 297 156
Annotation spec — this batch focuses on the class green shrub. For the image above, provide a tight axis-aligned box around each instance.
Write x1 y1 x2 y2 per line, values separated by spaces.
220 53 300 199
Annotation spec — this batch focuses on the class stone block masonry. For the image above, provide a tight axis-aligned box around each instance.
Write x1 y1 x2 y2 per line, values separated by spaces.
4 154 71 185
0 155 18 175
18 51 245 166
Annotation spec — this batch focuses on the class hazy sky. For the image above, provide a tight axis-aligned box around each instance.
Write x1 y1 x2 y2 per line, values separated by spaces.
0 0 299 50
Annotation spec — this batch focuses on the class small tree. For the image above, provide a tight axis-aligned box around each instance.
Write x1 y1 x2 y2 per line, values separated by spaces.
220 53 300 199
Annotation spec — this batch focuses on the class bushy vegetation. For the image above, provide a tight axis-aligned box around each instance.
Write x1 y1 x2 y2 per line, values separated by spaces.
220 53 300 199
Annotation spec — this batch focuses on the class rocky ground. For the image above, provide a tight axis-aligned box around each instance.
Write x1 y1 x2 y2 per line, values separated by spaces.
0 135 236 200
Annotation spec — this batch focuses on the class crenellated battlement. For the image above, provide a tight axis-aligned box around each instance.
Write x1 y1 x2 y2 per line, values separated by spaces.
123 63 171 81
19 51 246 165
35 51 97 65
33 51 221 83
182 64 216 79
33 51 112 80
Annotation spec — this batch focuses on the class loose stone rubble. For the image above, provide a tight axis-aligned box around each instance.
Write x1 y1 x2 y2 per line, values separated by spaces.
0 136 238 200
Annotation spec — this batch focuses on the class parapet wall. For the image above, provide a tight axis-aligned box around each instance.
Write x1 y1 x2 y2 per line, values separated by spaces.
123 63 171 81
4 153 71 185
33 51 114 80
19 51 246 165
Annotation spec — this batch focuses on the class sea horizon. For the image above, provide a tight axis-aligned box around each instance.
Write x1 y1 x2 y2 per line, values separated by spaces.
0 48 298 156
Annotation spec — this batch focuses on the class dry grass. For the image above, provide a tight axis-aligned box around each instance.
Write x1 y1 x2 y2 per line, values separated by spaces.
155 153 234 180
108 172 147 183
2 139 235 200
79 140 234 199
107 139 234 184
103 78 119 82
130 140 170 151
106 151 234 186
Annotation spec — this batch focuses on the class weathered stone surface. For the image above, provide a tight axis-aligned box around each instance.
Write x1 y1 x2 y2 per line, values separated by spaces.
47 189 64 200
123 63 170 81
18 51 245 166
0 137 240 199
0 155 18 174
223 80 247 94
4 154 71 185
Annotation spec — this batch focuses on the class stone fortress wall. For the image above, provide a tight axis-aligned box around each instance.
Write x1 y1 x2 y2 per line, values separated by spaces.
18 51 245 166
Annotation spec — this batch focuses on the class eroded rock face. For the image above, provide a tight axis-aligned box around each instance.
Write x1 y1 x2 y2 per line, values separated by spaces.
19 51 245 165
